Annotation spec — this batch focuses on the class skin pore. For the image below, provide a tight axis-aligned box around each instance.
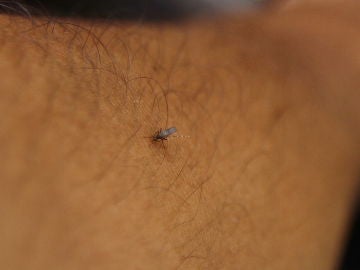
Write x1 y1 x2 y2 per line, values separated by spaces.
1 1 360 269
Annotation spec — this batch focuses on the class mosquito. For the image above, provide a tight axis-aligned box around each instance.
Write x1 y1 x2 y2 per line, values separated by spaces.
152 127 177 142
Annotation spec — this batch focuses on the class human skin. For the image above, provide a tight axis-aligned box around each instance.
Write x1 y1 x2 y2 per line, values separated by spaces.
1 1 360 269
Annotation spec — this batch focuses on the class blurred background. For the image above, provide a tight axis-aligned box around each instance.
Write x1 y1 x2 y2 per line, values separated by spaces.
2 0 267 20
0 0 358 269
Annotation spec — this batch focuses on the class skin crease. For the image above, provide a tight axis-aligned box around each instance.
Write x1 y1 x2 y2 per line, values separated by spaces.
1 1 360 269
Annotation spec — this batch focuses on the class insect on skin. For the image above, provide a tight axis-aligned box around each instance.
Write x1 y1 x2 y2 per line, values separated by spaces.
152 127 177 141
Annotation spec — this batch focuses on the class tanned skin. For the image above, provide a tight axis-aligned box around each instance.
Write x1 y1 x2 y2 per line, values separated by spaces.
1 1 360 269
